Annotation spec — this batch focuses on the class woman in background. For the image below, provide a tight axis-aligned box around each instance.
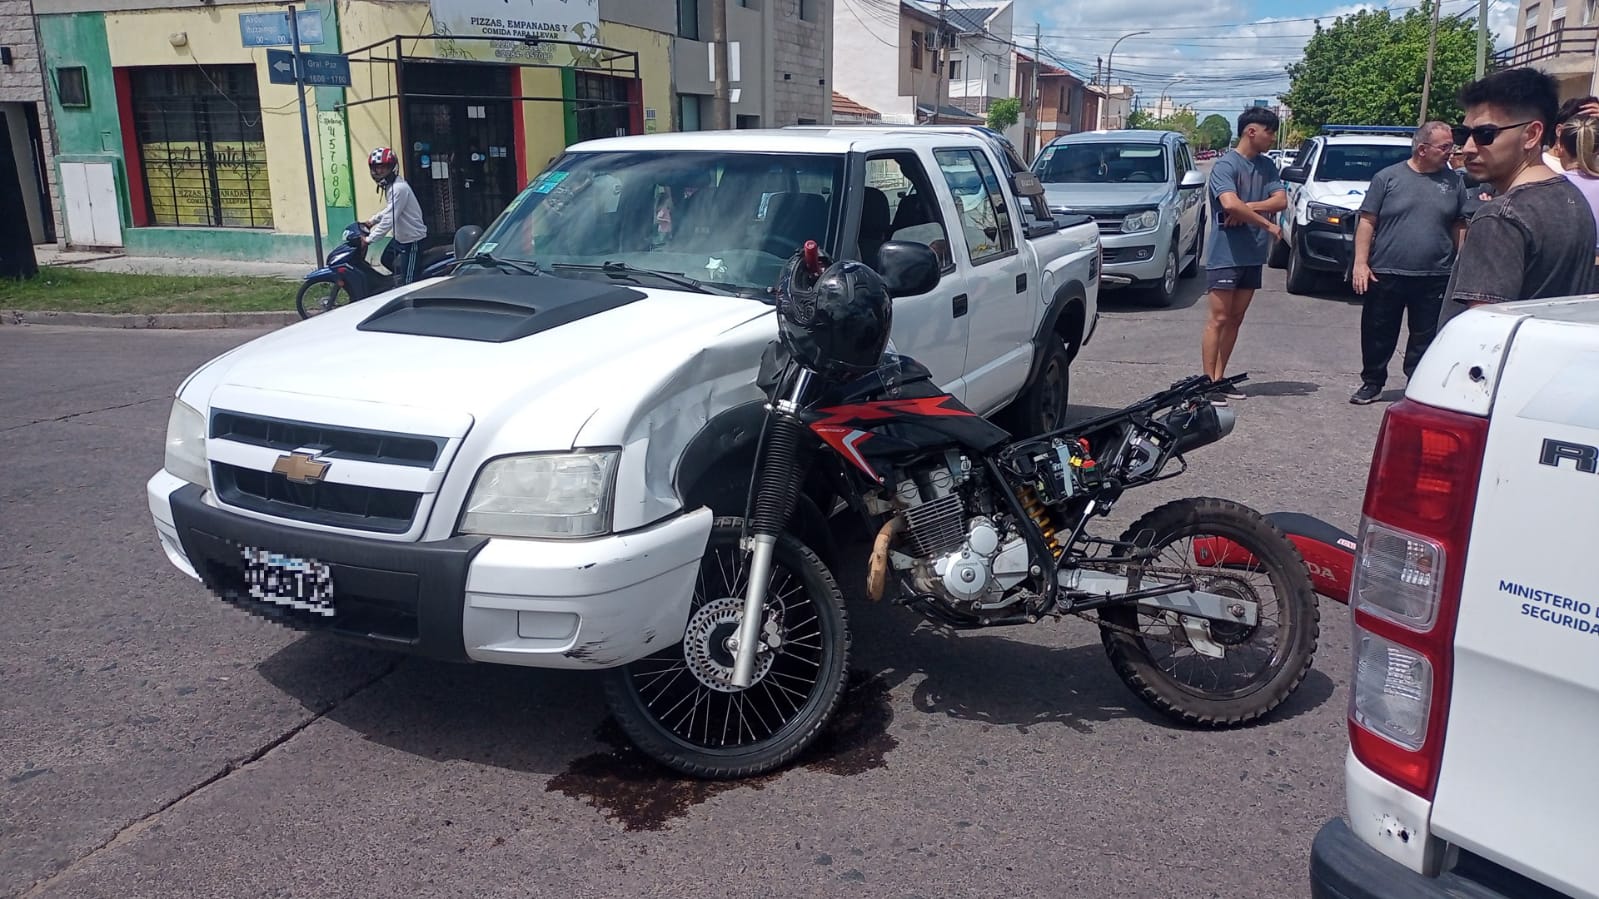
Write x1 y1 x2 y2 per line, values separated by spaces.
1555 116 1599 265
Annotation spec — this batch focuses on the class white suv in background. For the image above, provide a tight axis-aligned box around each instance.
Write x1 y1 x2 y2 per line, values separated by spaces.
1271 127 1415 295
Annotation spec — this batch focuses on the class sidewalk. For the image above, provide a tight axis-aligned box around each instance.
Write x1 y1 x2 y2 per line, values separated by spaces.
34 244 308 280
3 244 306 330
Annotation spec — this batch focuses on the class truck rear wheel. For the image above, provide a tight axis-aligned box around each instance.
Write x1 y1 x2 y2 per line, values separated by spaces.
604 518 850 779
1001 335 1071 437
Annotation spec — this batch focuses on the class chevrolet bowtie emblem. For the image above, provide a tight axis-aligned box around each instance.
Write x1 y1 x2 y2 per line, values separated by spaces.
272 451 330 485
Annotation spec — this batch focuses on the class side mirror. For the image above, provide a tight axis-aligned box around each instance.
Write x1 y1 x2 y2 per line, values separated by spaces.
1180 169 1206 189
453 225 484 261
1011 170 1046 198
1281 166 1307 184
875 241 941 298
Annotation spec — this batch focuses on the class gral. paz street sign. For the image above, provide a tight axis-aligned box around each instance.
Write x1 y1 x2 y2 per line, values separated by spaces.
297 52 351 87
239 10 324 47
265 49 351 88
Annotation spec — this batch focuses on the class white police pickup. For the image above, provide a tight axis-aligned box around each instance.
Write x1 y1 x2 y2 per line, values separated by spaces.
1310 296 1599 899
147 127 1099 673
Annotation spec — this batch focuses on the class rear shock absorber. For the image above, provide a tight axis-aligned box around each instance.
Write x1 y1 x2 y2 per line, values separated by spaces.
1018 485 1063 558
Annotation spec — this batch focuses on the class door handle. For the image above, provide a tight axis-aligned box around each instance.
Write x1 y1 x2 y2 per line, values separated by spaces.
1015 273 1027 293
953 294 969 318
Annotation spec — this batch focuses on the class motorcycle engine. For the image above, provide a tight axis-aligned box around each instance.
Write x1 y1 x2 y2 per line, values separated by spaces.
894 461 1032 610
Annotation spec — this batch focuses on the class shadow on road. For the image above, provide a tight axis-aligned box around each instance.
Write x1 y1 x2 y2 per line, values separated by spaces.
1098 278 1208 314
1244 379 1320 398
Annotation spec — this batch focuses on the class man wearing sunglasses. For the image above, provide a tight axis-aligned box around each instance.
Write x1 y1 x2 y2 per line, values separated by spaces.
1439 68 1598 331
1348 122 1468 405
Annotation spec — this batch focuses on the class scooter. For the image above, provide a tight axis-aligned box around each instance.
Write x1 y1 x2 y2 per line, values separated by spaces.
294 222 469 319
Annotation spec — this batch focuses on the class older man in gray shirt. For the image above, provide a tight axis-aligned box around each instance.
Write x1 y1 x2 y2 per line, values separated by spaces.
1348 121 1467 405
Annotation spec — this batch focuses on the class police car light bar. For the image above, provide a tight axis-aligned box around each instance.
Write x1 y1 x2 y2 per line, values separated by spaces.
1320 124 1417 135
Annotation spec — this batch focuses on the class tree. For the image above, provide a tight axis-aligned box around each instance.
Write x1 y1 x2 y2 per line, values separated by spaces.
1281 1 1492 132
987 97 1021 132
1125 109 1156 130
1197 114 1232 150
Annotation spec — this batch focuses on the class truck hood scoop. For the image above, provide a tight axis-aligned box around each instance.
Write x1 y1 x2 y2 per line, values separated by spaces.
357 273 648 343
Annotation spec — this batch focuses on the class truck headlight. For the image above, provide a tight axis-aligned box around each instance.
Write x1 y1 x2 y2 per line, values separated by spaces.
1120 209 1160 233
460 451 620 539
163 400 210 488
1308 202 1352 225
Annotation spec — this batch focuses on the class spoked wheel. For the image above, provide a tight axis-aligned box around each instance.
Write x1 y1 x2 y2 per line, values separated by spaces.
603 518 850 779
1098 497 1319 727
295 280 347 319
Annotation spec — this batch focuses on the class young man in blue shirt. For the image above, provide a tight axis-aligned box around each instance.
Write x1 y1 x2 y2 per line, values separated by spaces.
1204 107 1288 404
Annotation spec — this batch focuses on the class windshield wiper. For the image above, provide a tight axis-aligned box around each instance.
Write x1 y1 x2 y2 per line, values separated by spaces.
549 261 733 296
456 252 544 277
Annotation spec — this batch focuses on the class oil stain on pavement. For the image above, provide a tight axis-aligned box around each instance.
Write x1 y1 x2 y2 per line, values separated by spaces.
547 671 898 831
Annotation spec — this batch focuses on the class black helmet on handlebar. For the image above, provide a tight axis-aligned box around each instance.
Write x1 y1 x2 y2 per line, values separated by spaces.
775 242 894 380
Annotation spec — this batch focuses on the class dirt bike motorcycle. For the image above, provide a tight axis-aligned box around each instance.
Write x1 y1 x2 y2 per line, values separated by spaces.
605 241 1320 779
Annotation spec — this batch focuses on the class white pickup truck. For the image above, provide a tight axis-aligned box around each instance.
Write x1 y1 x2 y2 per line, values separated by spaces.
147 127 1100 679
1311 297 1599 898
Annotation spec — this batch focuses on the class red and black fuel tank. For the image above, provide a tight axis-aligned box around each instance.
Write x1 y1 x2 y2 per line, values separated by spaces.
804 354 1012 480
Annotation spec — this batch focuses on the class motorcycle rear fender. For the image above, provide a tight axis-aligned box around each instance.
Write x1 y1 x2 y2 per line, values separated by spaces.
303 267 340 282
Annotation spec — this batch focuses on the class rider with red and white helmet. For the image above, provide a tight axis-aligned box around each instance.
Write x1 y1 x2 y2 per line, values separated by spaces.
363 146 428 285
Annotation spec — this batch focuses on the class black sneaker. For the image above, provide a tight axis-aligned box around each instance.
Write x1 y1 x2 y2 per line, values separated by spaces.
1349 384 1383 405
1209 392 1229 407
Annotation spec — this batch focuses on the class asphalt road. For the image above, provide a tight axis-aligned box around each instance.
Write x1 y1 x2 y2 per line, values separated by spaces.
0 269 1387 899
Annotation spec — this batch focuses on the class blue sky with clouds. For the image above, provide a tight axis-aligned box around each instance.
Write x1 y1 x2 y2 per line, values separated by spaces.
1010 0 1521 119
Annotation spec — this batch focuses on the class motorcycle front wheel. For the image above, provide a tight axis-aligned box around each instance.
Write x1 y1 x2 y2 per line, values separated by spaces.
1098 497 1320 727
295 280 348 319
603 518 850 780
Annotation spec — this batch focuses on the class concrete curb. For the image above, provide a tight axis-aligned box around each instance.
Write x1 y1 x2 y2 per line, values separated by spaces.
1 309 300 330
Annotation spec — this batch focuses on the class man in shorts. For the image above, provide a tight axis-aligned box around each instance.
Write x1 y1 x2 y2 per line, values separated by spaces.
1202 106 1287 404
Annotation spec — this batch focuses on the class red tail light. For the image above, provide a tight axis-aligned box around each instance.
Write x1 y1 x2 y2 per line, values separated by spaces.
1349 399 1488 799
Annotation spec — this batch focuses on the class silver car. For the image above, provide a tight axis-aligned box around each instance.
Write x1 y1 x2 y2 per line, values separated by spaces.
1032 130 1206 306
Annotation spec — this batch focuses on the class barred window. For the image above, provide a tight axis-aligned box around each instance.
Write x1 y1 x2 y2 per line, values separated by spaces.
130 65 274 229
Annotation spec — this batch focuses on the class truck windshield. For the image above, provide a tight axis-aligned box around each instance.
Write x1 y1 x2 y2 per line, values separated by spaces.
470 151 845 296
1315 145 1413 181
1033 143 1168 184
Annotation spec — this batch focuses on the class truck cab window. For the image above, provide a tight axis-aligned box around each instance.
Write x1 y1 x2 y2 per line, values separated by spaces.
934 148 1016 263
862 153 953 269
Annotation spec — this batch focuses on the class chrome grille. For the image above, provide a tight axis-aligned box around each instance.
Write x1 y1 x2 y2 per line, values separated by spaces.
210 410 444 468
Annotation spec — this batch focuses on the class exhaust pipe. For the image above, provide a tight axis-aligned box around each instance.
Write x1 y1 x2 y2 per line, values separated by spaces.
866 515 905 601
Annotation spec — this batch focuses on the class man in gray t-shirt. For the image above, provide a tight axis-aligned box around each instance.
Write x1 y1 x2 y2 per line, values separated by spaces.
1201 107 1287 404
1348 122 1467 405
1439 68 1599 331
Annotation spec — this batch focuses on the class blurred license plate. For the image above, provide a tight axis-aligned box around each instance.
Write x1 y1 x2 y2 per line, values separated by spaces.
241 547 335 617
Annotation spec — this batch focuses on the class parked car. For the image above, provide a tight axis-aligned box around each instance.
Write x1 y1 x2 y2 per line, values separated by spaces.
1310 296 1599 899
1031 129 1205 306
1271 126 1415 295
146 127 1103 766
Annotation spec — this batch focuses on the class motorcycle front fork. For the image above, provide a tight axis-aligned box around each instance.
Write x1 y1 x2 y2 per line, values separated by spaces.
731 367 813 688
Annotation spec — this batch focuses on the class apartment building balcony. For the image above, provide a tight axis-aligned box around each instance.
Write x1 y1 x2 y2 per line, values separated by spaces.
1494 25 1599 76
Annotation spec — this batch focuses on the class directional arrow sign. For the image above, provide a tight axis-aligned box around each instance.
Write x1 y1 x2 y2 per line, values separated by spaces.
266 49 298 86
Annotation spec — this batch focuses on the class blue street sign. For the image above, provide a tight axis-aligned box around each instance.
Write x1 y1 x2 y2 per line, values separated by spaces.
239 10 323 47
266 49 297 85
298 52 351 87
265 49 350 88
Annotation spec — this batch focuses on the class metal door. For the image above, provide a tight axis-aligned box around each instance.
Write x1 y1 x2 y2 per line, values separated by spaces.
400 63 517 244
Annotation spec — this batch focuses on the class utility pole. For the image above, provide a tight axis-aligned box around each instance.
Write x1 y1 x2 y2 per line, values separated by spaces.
287 4 324 267
1475 0 1489 79
1419 0 1443 125
710 0 731 129
932 0 949 125
1031 23 1041 156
